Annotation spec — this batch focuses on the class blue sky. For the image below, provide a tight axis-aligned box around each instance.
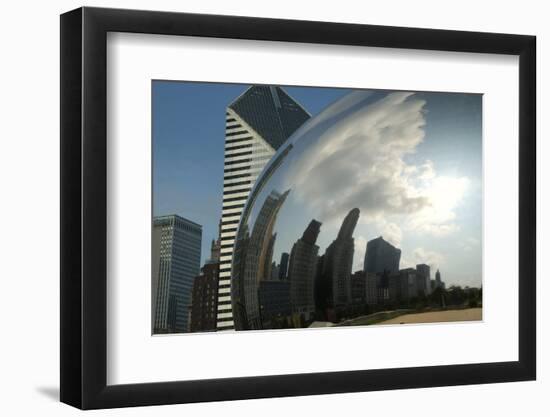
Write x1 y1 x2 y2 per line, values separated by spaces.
153 82 350 263
153 81 482 287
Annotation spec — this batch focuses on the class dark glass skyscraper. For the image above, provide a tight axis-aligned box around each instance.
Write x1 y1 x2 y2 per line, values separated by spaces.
278 252 290 280
363 236 401 274
152 215 202 333
217 86 310 330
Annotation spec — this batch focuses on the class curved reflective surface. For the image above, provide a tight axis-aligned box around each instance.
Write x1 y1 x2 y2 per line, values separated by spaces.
231 91 431 330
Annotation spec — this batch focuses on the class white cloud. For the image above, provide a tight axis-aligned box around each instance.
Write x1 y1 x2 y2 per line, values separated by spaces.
405 176 469 237
381 222 402 247
285 91 467 239
401 247 445 270
460 237 480 252
353 235 367 272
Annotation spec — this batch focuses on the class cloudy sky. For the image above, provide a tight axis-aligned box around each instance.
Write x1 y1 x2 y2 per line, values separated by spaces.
153 81 482 288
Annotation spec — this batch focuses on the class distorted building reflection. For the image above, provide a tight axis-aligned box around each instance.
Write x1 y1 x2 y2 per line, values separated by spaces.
232 189 289 330
288 219 321 325
316 208 359 321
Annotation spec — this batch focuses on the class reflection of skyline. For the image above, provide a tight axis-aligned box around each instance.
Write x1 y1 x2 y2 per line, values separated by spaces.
231 88 482 330
258 90 482 289
232 187 459 330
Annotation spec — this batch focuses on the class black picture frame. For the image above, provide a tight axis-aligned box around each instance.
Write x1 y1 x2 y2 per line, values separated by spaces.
60 6 536 410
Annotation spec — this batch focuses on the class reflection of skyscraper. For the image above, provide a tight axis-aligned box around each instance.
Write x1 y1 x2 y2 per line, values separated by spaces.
258 280 291 328
234 190 289 330
433 269 445 290
416 263 431 296
152 215 201 333
363 236 401 274
217 86 311 330
389 268 420 303
319 209 360 312
288 220 321 321
279 252 290 280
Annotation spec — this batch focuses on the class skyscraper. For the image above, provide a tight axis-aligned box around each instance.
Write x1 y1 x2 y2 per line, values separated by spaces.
258 280 291 328
288 219 322 321
319 208 360 313
189 262 219 332
152 215 202 333
189 238 221 333
416 263 431 296
363 236 401 274
433 269 445 290
217 86 311 330
388 268 418 303
278 252 290 280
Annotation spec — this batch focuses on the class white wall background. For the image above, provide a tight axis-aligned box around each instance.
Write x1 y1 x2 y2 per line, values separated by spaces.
0 0 545 415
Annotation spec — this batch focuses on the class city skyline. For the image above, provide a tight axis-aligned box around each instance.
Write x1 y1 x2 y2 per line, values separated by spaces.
153 82 482 289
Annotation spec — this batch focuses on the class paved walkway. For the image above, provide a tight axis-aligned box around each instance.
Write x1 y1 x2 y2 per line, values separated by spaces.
379 308 482 324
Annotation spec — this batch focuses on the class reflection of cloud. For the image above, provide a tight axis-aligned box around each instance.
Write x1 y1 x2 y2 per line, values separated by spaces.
406 176 468 237
288 91 467 238
401 247 445 270
381 222 402 247
354 236 367 272
460 237 480 252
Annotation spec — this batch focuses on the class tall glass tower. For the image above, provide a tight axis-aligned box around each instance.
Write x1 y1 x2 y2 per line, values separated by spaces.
217 86 310 330
363 236 401 274
152 215 202 333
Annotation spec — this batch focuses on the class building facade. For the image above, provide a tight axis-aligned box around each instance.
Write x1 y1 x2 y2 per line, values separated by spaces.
288 220 321 321
278 252 290 280
217 86 310 330
318 208 360 313
258 280 291 328
365 272 379 306
152 215 202 333
388 268 430 304
416 263 431 296
189 262 219 332
363 236 401 274
433 269 445 290
232 190 290 330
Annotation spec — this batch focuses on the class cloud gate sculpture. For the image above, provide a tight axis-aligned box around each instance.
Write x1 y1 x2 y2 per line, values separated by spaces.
231 91 428 330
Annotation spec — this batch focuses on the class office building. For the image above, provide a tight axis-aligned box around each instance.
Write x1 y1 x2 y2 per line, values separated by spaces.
152 215 202 333
365 272 378 306
433 269 445 290
351 271 379 307
416 263 431 296
389 268 428 304
258 280 291 328
288 219 322 321
279 252 290 280
319 208 360 312
351 271 366 306
217 86 311 330
363 236 401 274
189 262 219 332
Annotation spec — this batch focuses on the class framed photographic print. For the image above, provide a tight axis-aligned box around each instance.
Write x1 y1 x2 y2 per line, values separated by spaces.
60 6 536 409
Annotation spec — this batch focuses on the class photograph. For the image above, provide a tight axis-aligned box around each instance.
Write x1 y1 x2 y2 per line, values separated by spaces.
54 4 538 411
152 82 483 334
